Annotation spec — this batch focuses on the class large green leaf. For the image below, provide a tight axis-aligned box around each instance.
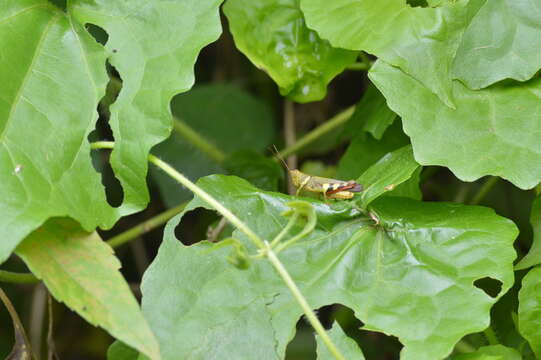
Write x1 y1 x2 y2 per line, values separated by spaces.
518 266 541 358
16 218 159 359
300 0 476 107
141 174 516 360
108 341 139 360
0 0 117 263
151 84 276 207
316 322 365 360
223 0 357 103
452 0 541 89
70 0 224 213
450 345 522 360
369 60 541 190
515 196 541 270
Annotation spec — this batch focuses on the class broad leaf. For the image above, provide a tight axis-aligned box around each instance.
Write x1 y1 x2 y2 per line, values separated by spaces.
141 174 516 360
515 196 541 270
223 0 357 103
70 0 224 213
336 121 410 180
518 266 541 359
450 345 521 360
357 145 419 208
453 0 541 90
151 84 276 207
343 82 397 140
0 0 117 263
316 322 365 360
369 60 541 190
16 218 159 360
223 150 284 191
300 0 475 106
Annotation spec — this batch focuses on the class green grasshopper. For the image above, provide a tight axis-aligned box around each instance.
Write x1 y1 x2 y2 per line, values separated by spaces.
273 148 363 201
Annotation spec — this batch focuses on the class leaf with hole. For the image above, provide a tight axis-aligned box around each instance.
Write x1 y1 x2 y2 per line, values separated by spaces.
223 0 357 103
140 174 516 360
0 0 117 263
16 218 159 360
69 0 224 213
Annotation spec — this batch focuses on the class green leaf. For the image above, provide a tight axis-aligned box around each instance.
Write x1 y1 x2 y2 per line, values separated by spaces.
343 83 397 140
515 196 541 270
151 84 276 207
141 174 517 360
316 322 365 360
300 0 474 107
369 60 541 190
107 341 139 360
223 150 284 192
223 0 357 103
337 121 410 181
357 145 420 208
518 266 541 358
450 345 522 360
69 0 224 213
16 218 159 360
452 0 541 90
0 0 118 263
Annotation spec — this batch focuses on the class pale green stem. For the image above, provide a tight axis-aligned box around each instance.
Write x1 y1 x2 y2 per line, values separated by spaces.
173 117 226 164
270 213 299 248
107 203 187 248
454 340 476 353
146 150 345 360
469 177 499 205
265 243 346 360
0 270 39 284
278 106 355 159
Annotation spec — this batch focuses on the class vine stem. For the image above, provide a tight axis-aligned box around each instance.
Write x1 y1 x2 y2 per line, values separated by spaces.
0 287 35 359
469 177 499 205
144 149 346 360
172 117 226 164
265 243 346 360
106 202 187 248
278 106 354 159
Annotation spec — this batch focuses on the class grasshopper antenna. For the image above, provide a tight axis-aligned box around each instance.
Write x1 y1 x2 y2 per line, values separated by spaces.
270 145 291 171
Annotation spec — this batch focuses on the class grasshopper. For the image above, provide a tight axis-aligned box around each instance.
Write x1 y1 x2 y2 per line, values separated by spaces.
273 147 363 200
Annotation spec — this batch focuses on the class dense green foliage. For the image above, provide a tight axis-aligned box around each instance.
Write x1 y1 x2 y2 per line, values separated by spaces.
1 0 541 359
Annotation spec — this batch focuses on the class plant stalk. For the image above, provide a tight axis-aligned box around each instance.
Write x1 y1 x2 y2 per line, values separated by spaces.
172 117 226 164
265 244 346 360
469 177 499 205
278 106 354 159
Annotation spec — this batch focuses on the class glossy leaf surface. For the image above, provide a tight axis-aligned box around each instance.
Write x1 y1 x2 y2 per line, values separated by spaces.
0 0 116 263
141 174 516 360
16 218 159 360
369 61 541 190
223 0 357 102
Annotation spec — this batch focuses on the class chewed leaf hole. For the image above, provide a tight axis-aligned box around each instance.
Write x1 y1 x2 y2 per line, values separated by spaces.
474 277 503 298
285 315 317 359
174 208 220 245
85 23 109 46
406 0 429 7
330 304 402 360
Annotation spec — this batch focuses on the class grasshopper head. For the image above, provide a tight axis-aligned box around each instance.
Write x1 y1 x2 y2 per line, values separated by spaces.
289 169 305 188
